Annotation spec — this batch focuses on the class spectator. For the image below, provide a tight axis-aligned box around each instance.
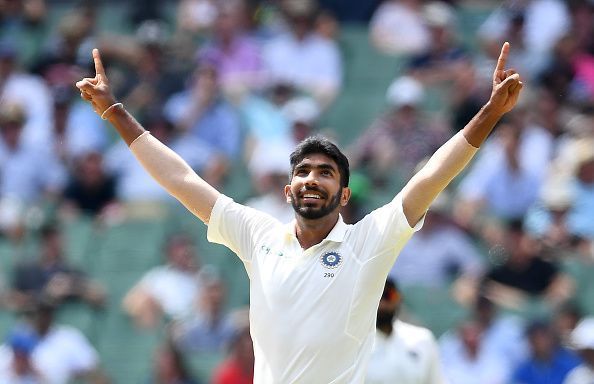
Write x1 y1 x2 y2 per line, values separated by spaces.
407 2 470 90
512 320 581 384
349 76 449 185
197 0 264 96
262 0 343 107
0 102 66 239
10 299 104 384
0 41 54 148
164 62 242 187
123 234 202 328
0 328 46 383
369 0 430 56
454 114 544 227
245 151 295 224
390 192 485 288
8 224 106 310
147 340 200 384
441 295 529 376
478 0 570 79
211 309 254 384
482 220 575 311
171 268 235 354
61 151 117 218
366 278 446 384
440 319 511 384
564 317 594 384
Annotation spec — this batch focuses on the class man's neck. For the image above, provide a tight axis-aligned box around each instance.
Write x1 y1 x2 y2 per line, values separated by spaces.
294 213 339 250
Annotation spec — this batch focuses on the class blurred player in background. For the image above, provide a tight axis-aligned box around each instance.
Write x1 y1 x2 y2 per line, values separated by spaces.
76 40 522 383
366 278 446 384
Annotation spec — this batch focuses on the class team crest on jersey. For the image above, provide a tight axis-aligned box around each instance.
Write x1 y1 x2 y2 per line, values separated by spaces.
320 251 342 269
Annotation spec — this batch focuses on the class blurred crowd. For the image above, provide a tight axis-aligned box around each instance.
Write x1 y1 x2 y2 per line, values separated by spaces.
1 0 594 383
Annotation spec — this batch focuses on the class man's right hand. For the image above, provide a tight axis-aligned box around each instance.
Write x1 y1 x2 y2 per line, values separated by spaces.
75 49 118 117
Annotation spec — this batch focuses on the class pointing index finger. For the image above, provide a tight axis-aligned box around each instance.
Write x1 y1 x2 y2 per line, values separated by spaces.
495 42 510 73
92 48 105 77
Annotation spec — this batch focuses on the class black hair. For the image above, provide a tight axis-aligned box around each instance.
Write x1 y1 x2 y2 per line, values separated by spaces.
289 135 350 188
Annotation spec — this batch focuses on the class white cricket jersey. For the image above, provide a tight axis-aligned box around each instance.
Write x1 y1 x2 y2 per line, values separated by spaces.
207 193 422 383
366 320 447 384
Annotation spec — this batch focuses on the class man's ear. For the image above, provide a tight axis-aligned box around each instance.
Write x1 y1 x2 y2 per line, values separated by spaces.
284 185 292 204
340 187 351 207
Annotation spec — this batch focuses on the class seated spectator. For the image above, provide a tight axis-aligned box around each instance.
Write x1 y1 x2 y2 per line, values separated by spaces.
7 299 104 384
564 317 594 384
212 309 254 384
197 0 264 96
61 151 117 219
454 115 543 228
440 320 511 384
512 320 581 384
147 340 200 384
0 328 46 383
0 102 66 239
366 278 446 383
349 76 449 185
164 62 242 187
8 224 106 310
369 0 430 56
478 0 569 80
482 220 575 311
244 153 294 225
0 41 54 149
390 192 485 288
262 0 342 107
123 234 202 328
171 268 235 354
407 2 470 89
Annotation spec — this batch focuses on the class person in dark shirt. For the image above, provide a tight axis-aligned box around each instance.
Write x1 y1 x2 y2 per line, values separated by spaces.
62 151 117 216
482 220 575 311
8 224 106 310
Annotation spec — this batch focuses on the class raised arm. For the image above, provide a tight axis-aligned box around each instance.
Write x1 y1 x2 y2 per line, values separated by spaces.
75 49 220 223
401 42 523 226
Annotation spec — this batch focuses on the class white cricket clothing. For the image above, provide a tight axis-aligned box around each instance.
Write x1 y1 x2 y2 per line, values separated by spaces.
207 193 422 383
366 320 447 384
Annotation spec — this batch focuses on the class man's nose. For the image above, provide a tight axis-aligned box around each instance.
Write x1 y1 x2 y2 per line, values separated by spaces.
304 172 318 185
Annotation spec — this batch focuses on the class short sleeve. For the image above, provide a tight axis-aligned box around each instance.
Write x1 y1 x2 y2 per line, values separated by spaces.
207 194 280 262
352 193 424 260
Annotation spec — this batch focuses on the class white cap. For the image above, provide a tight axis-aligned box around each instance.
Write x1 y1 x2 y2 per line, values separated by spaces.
570 317 594 350
248 139 293 178
423 1 456 28
282 97 320 125
386 76 424 108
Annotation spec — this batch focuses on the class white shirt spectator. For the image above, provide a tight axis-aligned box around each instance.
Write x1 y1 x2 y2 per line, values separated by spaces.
64 101 109 159
369 0 430 55
263 32 342 101
479 0 569 54
0 141 66 202
366 320 446 384
0 73 54 149
439 331 510 384
137 265 200 319
32 326 98 384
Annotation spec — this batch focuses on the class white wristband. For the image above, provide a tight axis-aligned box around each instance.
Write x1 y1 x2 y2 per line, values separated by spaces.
100 102 123 120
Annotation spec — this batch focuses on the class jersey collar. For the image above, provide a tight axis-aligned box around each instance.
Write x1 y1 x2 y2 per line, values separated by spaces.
285 214 348 243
